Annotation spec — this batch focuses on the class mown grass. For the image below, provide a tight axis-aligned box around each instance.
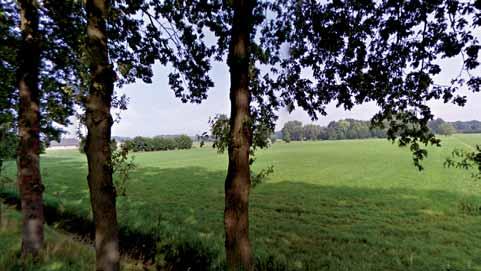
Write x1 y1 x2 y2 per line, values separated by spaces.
2 134 481 270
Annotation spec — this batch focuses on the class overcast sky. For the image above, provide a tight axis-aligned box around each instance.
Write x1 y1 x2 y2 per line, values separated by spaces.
65 55 481 138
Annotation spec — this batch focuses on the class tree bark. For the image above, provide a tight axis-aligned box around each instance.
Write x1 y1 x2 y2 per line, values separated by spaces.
224 0 254 270
16 0 44 258
84 0 119 270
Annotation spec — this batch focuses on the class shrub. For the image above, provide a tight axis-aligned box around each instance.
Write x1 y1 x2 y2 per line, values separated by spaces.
112 145 136 197
124 135 193 152
175 135 193 150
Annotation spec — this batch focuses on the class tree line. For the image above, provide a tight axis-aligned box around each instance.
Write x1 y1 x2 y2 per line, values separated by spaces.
451 120 481 134
1 1 481 271
279 118 475 142
122 135 193 152
280 119 388 142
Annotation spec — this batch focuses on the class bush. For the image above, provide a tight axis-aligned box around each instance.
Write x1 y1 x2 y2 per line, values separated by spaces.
123 135 193 153
175 135 193 150
112 145 136 197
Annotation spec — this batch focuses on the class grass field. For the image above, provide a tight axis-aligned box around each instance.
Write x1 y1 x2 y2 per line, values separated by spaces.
0 204 95 271
1 134 481 270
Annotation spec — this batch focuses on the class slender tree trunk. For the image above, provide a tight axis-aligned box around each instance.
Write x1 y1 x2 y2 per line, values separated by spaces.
224 1 254 270
84 0 119 270
16 0 44 258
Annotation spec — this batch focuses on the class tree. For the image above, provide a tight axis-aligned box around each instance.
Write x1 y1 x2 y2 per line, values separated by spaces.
175 135 193 150
209 112 273 270
222 2 255 268
184 1 382 268
282 129 291 143
83 0 121 269
83 0 478 269
0 0 78 258
267 0 480 170
303 124 321 140
281 121 303 141
428 118 446 134
437 123 456 136
16 0 45 257
319 127 329 140
41 0 216 268
451 120 481 133
238 0 478 266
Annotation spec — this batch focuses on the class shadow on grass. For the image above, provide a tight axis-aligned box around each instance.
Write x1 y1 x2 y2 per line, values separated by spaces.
2 164 481 270
0 190 157 260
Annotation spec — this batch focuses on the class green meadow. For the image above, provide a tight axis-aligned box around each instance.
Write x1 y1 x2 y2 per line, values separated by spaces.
1 134 481 270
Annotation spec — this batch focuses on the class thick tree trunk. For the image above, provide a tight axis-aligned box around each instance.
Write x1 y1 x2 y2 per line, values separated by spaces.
16 0 44 258
224 0 254 270
84 0 119 270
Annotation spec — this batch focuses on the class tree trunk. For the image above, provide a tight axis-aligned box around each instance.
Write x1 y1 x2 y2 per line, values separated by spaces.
84 0 119 270
224 0 254 270
16 0 44 258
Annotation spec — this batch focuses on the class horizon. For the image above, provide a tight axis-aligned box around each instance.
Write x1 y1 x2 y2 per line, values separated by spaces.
56 118 481 140
58 56 481 138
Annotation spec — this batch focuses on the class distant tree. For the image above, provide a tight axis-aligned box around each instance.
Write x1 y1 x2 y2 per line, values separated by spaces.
327 127 338 140
163 138 177 151
428 118 456 136
269 133 277 144
355 122 371 139
303 124 321 140
319 127 329 140
451 121 481 134
124 136 192 152
175 135 193 150
437 123 456 136
282 129 291 143
428 118 446 134
282 121 303 141
370 125 387 138
345 125 358 139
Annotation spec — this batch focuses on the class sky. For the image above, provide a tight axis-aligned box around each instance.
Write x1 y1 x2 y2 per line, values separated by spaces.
65 55 481 138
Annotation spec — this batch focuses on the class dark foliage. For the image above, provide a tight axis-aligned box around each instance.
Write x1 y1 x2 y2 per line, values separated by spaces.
0 1 75 145
263 0 481 169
